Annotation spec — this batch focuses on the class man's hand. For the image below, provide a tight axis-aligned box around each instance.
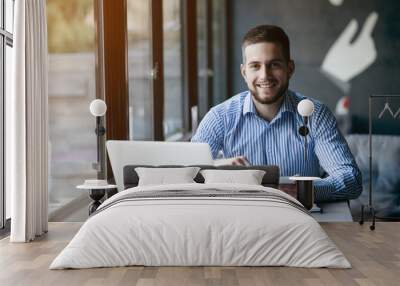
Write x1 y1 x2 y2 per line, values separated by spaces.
214 156 250 166
231 156 250 166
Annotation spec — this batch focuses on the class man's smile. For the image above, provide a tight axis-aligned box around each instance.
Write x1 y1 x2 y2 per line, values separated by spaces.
256 81 277 89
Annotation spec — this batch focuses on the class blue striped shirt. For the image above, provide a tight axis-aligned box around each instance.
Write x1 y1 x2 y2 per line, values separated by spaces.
192 90 362 202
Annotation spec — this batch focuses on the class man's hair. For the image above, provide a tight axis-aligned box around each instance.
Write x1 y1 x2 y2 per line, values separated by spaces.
241 25 290 62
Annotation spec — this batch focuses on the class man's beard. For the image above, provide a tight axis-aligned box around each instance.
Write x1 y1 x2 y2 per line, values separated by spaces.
250 83 288 105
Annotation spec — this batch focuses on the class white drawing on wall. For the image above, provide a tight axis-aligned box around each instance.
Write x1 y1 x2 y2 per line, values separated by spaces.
321 12 379 91
329 0 344 6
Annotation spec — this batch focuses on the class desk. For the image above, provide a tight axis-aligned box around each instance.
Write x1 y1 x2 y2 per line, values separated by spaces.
279 183 297 198
278 183 353 222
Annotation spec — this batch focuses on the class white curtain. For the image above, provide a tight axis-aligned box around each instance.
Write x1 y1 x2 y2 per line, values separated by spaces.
7 0 49 242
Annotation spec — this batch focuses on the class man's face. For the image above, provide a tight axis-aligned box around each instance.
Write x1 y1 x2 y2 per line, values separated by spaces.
241 42 294 104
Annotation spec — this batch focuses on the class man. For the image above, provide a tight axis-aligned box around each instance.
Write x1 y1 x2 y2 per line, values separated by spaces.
191 25 362 202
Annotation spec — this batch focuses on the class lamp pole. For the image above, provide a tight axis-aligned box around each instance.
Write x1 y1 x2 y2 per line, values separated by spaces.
90 99 107 180
298 116 309 163
297 99 314 167
95 116 106 179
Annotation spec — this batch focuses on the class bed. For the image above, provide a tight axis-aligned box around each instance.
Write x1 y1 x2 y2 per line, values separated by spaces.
50 161 350 269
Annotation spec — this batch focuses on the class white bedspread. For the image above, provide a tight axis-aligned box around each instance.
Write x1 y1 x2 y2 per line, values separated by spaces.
50 183 351 269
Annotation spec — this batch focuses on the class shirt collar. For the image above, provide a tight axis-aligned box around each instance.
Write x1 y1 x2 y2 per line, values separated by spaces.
242 90 297 117
242 91 257 115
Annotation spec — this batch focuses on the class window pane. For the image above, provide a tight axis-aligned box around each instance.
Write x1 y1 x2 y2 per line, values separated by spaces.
212 0 227 105
163 0 183 139
5 43 12 220
127 0 153 140
5 0 14 33
47 0 96 218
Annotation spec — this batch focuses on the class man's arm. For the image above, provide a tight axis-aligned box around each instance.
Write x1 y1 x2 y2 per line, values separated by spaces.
191 108 225 159
312 105 362 202
192 106 250 166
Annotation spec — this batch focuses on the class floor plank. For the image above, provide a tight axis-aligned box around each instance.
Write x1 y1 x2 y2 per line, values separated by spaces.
0 222 399 286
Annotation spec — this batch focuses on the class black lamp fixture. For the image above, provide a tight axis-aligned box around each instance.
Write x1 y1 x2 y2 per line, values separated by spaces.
291 99 318 210
297 99 315 162
89 99 107 179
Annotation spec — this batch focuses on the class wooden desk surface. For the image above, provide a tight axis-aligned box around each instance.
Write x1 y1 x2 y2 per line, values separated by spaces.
279 183 297 198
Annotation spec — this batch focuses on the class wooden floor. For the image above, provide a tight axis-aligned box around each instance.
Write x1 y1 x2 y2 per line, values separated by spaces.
0 222 399 286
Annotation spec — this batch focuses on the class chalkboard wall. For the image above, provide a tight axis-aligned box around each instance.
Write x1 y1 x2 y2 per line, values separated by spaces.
228 0 400 134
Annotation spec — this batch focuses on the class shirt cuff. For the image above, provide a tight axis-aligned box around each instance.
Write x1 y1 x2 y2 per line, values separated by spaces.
313 179 337 202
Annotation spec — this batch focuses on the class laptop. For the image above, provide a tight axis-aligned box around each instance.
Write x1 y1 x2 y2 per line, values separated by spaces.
106 140 213 191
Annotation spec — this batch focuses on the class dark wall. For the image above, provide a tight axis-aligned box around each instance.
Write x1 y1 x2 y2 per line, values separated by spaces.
229 0 400 134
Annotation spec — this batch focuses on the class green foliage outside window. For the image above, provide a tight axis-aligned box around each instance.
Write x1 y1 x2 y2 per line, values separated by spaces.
47 0 94 53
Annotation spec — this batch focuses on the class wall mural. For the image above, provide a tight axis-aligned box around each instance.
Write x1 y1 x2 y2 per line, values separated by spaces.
230 0 400 219
321 11 378 94
231 0 400 134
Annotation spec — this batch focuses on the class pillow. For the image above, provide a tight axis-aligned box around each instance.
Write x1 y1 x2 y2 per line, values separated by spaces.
200 169 266 185
135 167 200 186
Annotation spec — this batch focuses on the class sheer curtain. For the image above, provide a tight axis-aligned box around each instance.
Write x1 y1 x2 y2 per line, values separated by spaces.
7 0 48 242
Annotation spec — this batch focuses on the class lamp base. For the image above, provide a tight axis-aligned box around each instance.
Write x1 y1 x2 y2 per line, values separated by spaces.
289 176 320 210
296 180 314 210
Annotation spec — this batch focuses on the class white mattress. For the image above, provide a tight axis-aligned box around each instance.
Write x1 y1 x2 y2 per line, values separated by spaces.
50 183 350 269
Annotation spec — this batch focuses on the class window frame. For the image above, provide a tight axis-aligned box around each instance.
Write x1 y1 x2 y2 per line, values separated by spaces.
151 0 164 141
181 0 198 133
97 0 227 180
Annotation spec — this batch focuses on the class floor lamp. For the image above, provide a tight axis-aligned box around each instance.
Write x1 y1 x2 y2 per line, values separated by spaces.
89 99 107 179
291 99 319 210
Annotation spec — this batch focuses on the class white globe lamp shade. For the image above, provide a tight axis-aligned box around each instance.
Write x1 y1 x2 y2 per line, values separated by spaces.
297 99 315 117
90 99 107 117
